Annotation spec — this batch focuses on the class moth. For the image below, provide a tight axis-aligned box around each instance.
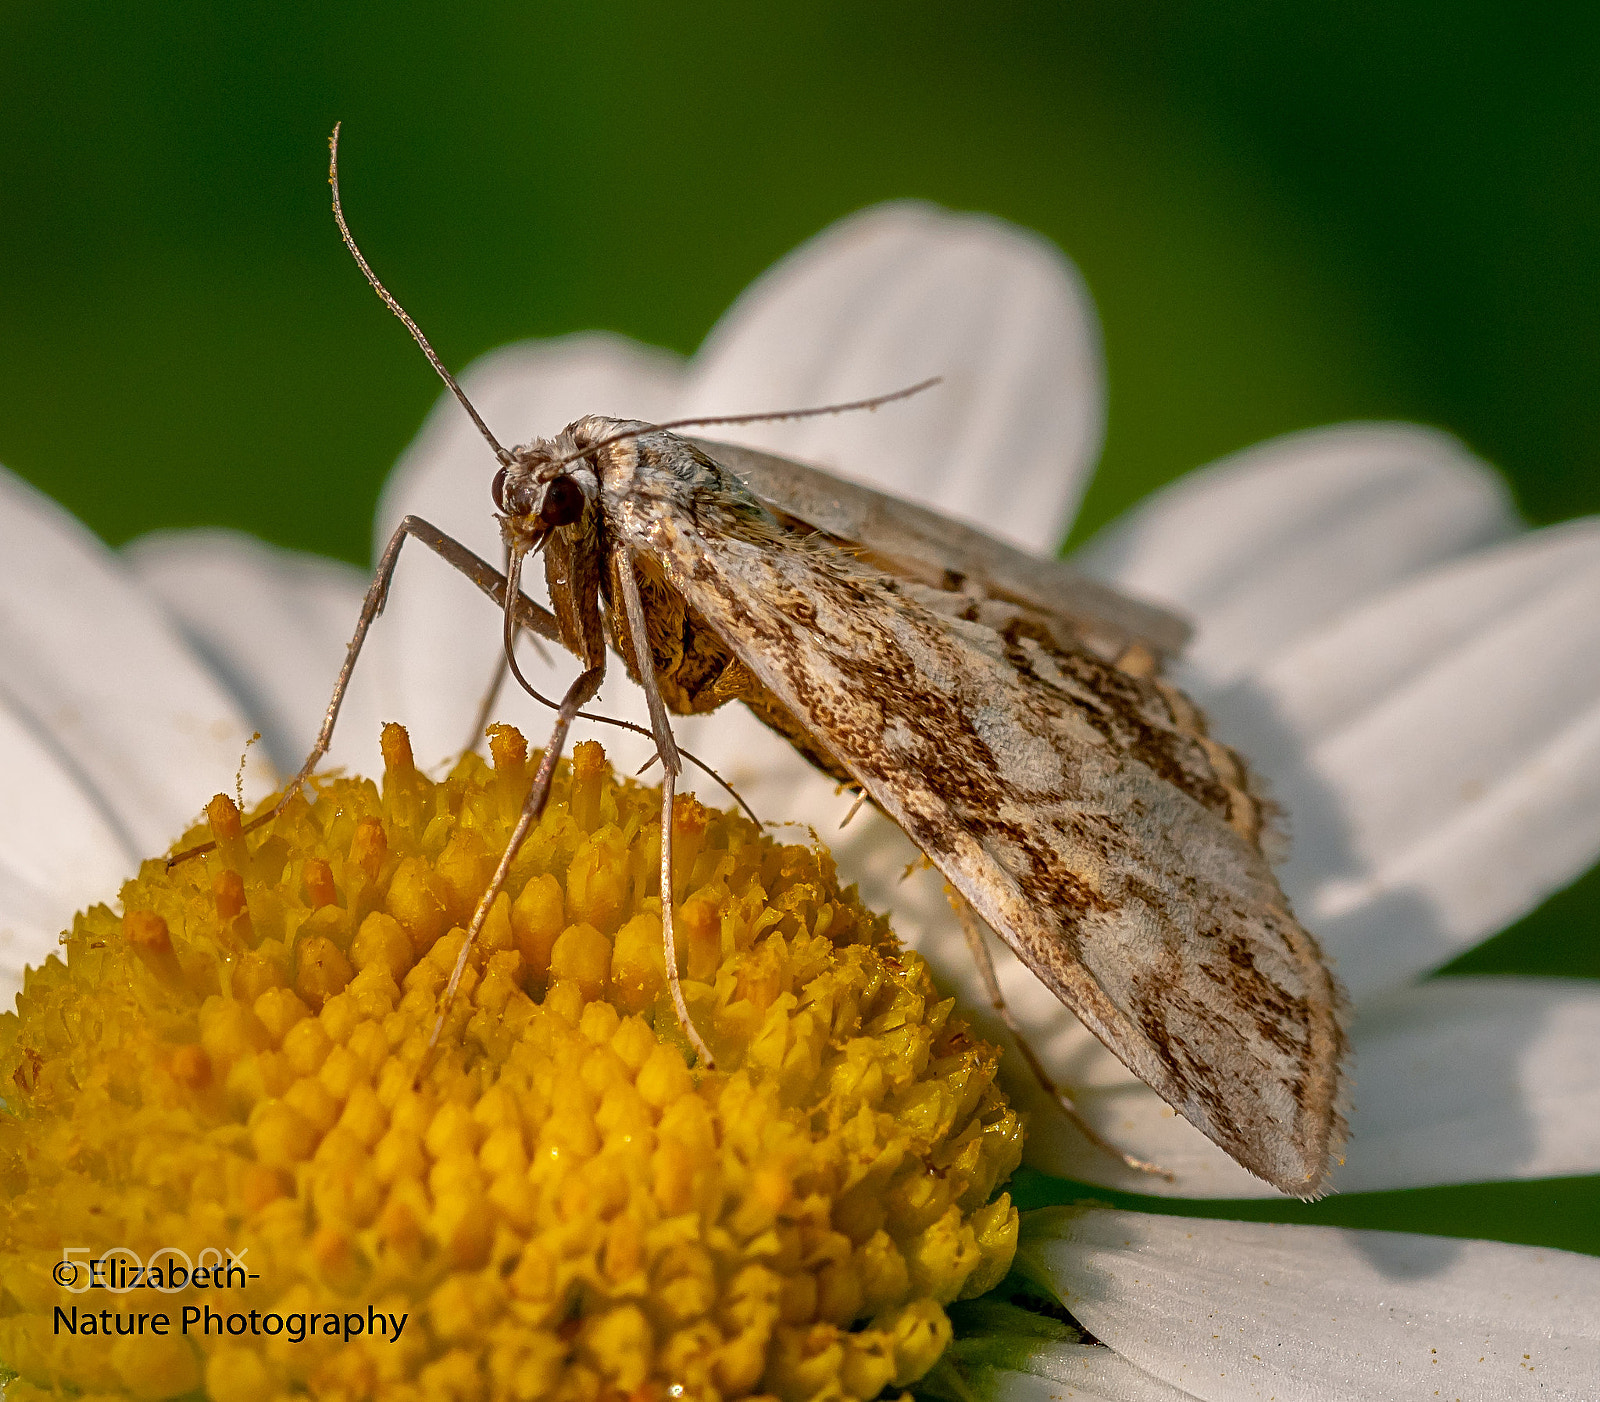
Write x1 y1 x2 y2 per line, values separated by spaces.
191 128 1347 1200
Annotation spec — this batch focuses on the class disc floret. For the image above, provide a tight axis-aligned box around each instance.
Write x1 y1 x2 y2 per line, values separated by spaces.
0 725 1020 1401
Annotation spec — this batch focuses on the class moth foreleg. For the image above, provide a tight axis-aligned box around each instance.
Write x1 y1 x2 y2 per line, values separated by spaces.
655 765 716 1069
617 550 715 1070
944 888 1174 1182
168 514 563 866
420 660 605 1080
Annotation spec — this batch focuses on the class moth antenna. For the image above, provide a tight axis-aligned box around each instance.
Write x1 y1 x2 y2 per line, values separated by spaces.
328 123 514 468
544 376 943 473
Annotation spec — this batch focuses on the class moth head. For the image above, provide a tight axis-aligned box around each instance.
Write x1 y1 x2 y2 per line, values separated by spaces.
493 435 598 545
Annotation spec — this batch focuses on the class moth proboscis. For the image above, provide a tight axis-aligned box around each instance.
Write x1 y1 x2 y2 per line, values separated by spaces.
175 127 1348 1199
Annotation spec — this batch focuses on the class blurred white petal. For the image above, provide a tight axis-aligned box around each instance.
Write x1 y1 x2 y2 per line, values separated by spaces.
682 202 1104 553
1214 519 1600 999
125 529 392 781
1077 423 1518 687
1016 1207 1600 1402
0 701 133 1008
1334 976 1600 1190
0 469 264 856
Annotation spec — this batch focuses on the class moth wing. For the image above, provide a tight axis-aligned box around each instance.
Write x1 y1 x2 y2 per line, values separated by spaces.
692 436 1191 664
644 501 1345 1197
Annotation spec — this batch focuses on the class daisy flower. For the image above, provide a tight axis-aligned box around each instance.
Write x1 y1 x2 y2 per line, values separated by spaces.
2 203 1597 1398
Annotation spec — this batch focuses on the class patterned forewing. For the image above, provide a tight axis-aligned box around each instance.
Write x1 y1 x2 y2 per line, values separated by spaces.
692 436 1192 661
625 482 1345 1196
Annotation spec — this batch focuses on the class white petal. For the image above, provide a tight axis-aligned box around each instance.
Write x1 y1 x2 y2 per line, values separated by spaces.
973 1345 1201 1402
680 202 1104 553
125 529 393 781
374 334 682 771
1215 519 1600 999
0 469 263 857
1017 1207 1600 1402
0 700 132 1009
1334 976 1600 1191
1077 423 1518 688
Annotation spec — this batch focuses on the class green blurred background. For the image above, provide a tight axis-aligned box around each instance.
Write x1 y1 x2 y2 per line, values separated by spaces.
2 3 1595 1252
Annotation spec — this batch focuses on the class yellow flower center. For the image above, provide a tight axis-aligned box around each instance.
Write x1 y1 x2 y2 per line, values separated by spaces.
0 725 1021 1401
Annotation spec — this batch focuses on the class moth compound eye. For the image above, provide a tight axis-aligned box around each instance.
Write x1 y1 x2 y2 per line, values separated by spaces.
540 474 584 528
491 467 508 513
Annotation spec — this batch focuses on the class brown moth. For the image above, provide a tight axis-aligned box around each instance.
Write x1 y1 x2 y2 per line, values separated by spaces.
185 128 1347 1201
510 420 1347 1196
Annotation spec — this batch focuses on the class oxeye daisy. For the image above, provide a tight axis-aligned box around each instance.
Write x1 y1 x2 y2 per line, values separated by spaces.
2 202 1596 1399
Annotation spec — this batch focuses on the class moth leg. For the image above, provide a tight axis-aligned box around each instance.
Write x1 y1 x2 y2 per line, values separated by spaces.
421 661 605 1079
657 765 718 1068
618 548 716 1070
946 888 1175 1182
168 514 564 867
838 789 869 830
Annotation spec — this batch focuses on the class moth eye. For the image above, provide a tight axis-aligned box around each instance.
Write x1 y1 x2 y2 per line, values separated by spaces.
491 467 508 513
540 474 584 528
